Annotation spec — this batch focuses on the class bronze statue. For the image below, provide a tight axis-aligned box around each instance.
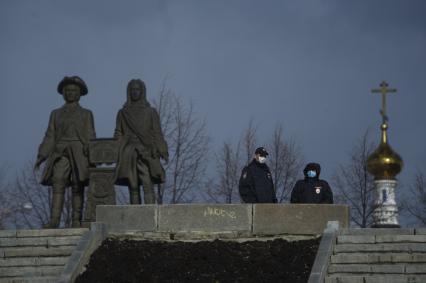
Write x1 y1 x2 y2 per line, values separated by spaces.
114 79 168 204
35 76 96 228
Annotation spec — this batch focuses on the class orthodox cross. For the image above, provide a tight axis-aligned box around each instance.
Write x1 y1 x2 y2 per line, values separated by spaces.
371 81 397 124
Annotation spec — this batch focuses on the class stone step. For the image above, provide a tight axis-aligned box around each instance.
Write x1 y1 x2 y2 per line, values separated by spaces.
0 229 88 238
334 243 426 253
329 263 403 274
0 256 68 267
337 235 426 244
0 277 58 283
0 236 81 247
0 229 87 281
1 246 74 258
328 263 426 274
331 253 426 264
325 274 426 283
338 228 415 236
0 266 63 277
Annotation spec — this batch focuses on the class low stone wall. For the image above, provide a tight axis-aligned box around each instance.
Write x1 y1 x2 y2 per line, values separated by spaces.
96 204 349 236
66 204 348 281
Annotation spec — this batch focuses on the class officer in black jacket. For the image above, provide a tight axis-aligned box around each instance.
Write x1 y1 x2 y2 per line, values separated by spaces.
290 162 333 204
239 147 277 203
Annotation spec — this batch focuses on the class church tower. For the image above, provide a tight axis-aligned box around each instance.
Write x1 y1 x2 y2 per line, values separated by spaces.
367 81 403 227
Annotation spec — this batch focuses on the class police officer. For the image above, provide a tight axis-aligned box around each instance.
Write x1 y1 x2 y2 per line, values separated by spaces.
239 147 277 203
290 162 333 204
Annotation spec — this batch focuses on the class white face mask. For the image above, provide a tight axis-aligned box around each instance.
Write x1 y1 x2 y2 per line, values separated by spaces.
258 156 267 164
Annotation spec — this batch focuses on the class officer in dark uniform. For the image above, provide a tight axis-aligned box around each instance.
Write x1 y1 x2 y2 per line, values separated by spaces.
239 147 277 203
290 162 333 204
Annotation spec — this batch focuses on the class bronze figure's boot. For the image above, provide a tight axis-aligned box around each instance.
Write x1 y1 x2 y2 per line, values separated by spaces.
43 185 65 229
71 185 84 228
143 184 155 204
129 187 141 204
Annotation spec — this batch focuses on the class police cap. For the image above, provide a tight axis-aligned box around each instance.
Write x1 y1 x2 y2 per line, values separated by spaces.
255 147 269 156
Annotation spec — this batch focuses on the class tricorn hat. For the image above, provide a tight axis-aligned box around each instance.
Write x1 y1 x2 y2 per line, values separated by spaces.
57 76 88 95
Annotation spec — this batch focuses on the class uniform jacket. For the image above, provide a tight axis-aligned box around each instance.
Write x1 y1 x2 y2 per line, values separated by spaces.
113 95 168 187
37 104 96 186
290 163 333 204
239 159 277 203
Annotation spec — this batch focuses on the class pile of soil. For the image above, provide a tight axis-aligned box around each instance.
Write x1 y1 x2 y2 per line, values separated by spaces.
76 237 320 283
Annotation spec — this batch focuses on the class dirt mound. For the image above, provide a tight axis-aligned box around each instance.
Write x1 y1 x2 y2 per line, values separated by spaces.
76 237 320 283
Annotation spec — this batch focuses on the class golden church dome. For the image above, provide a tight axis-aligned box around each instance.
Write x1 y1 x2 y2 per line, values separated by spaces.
367 123 403 180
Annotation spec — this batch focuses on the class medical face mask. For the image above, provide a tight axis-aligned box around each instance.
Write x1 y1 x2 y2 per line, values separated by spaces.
307 170 317 178
258 156 267 164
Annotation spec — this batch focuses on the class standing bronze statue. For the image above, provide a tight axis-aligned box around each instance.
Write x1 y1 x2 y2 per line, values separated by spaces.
114 79 168 204
35 76 96 228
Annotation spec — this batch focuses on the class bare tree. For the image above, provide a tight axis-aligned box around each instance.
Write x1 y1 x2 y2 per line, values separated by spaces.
333 130 376 228
7 161 72 229
242 119 258 165
153 81 210 204
155 78 176 140
0 164 13 229
152 81 175 204
205 120 258 203
268 124 304 203
205 141 242 203
403 172 426 226
206 122 303 204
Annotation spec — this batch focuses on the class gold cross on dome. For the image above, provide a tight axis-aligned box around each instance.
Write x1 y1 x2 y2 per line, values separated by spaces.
371 81 397 123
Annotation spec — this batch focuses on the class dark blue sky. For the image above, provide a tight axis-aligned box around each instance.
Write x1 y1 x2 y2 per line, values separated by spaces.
1 0 425 186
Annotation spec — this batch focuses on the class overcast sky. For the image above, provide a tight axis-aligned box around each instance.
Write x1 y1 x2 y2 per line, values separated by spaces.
1 0 425 188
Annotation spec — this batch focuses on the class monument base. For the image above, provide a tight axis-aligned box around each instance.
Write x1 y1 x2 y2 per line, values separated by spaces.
96 204 350 236
370 223 401 228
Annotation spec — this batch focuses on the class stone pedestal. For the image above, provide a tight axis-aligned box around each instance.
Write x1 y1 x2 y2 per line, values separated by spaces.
84 168 116 223
82 138 119 226
372 179 400 228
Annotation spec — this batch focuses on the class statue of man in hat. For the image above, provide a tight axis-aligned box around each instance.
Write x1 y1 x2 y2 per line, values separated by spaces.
35 76 96 228
113 79 168 204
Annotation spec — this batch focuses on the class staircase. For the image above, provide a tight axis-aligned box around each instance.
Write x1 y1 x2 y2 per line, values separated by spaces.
0 228 88 283
325 229 426 283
